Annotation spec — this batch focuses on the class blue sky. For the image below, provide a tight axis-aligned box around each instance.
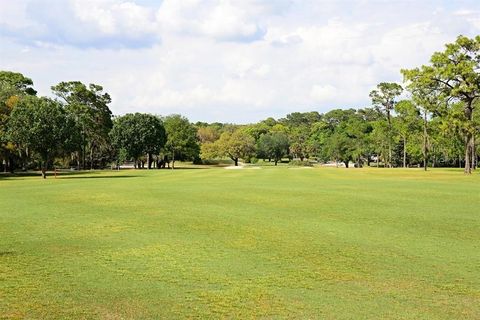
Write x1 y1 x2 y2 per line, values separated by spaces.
1 0 480 123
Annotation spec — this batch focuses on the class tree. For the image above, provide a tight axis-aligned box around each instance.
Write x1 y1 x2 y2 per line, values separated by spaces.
279 112 321 161
0 71 37 96
52 81 113 169
289 127 310 161
7 96 74 178
163 115 200 169
307 109 371 167
0 71 37 172
203 129 255 166
393 100 421 168
110 113 166 169
196 126 220 144
402 35 480 174
369 82 403 167
257 132 289 165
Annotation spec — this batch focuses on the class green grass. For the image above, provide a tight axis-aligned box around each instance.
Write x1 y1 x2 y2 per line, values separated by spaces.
1 167 479 319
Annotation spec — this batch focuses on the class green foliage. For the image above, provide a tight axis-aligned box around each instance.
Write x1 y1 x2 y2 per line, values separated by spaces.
110 113 166 166
7 96 74 176
0 71 37 96
369 82 403 115
369 82 403 167
257 132 289 165
393 100 422 167
0 71 38 172
402 35 480 173
163 114 200 166
52 81 113 169
202 129 256 166
196 125 221 143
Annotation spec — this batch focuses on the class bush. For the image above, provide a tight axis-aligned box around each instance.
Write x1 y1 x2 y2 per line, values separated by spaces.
289 160 313 167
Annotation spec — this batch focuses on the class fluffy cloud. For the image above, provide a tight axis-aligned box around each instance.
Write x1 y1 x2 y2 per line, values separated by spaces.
0 0 159 48
0 0 269 48
1 0 480 123
156 0 267 42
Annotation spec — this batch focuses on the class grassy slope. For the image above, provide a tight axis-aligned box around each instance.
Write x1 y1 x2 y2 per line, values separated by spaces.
0 167 479 319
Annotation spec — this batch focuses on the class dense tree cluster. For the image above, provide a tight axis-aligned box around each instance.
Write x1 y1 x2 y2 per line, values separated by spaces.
1 35 479 177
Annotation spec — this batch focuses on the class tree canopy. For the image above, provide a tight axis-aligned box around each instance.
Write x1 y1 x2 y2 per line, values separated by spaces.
110 113 166 169
8 96 74 178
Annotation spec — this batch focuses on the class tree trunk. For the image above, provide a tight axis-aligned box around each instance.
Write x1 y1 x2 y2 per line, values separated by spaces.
423 110 428 171
472 134 476 170
41 157 48 179
234 158 238 166
147 153 152 169
432 146 436 168
82 142 86 170
274 159 278 166
403 136 407 168
8 156 14 173
171 151 175 169
90 146 94 170
344 160 349 168
465 135 471 174
387 109 392 168
464 101 473 174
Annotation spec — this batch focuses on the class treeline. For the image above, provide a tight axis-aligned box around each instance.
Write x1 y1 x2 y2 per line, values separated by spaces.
1 35 479 177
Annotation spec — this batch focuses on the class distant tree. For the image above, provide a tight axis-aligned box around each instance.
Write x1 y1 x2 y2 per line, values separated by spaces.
262 117 277 127
204 129 255 166
8 96 74 178
279 112 321 161
279 111 322 127
52 81 113 169
0 71 37 172
163 115 200 169
243 122 271 141
258 132 289 165
0 71 37 96
110 113 166 169
196 126 220 144
402 35 480 174
369 82 403 167
393 100 421 167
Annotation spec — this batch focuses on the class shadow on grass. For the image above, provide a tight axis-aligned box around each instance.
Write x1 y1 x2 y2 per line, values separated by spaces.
166 167 211 170
0 171 89 180
59 175 139 179
0 170 138 180
0 250 16 256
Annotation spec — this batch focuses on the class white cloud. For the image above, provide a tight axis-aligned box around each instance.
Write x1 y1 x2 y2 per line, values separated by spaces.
156 0 266 42
1 0 480 123
310 85 337 102
71 0 157 35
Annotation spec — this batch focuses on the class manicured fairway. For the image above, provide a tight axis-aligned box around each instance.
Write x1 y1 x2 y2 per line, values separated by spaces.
1 167 479 319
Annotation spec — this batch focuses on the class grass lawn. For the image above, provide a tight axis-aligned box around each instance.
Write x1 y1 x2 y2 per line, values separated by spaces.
1 167 479 319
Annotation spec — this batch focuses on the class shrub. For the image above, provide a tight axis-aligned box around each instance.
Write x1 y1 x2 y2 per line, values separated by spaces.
289 160 313 167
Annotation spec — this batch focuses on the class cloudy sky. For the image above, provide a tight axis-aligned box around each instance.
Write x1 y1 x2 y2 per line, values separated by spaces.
1 0 480 123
